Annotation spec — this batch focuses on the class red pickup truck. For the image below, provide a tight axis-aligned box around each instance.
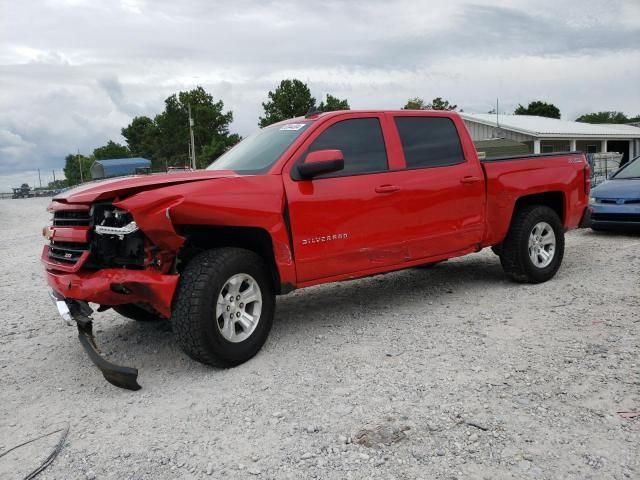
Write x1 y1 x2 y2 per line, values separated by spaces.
43 110 590 389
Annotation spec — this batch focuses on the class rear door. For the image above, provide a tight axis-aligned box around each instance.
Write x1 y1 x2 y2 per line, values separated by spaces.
282 114 408 283
388 114 485 259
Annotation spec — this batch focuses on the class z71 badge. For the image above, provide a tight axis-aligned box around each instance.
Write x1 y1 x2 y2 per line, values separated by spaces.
301 233 349 245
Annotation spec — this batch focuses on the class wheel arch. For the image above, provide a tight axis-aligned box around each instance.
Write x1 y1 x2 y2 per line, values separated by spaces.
176 225 284 294
513 191 565 224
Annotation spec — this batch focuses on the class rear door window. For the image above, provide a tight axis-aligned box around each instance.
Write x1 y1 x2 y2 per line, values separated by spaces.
394 117 465 169
306 118 388 177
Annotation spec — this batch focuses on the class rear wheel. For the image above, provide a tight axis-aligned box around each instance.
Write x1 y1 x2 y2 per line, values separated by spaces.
500 205 564 283
172 248 274 367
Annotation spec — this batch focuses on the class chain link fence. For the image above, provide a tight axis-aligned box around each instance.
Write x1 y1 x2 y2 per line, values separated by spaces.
587 152 623 187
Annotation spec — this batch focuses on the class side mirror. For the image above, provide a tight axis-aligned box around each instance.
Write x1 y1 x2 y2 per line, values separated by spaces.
297 149 344 179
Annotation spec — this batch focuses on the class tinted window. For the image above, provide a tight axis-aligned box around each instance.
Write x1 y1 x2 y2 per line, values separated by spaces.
394 117 465 169
307 118 388 176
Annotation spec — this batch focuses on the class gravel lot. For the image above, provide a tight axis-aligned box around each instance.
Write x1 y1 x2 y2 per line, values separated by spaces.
1 197 638 480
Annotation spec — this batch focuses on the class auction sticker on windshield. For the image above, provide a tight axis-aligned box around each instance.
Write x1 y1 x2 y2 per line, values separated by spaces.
280 123 307 131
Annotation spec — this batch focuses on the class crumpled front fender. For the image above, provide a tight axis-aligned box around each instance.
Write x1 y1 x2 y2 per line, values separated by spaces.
115 194 185 252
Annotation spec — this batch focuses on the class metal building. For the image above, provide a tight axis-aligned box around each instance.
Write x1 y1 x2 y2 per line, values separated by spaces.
90 158 152 180
461 113 640 165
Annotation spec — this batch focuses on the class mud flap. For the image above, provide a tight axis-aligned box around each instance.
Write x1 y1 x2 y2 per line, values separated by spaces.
50 289 141 391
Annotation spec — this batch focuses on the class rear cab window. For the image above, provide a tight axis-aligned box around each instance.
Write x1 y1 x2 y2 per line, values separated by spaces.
394 116 465 169
299 117 388 178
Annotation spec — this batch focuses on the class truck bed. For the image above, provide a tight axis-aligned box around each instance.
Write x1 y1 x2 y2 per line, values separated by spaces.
480 151 588 246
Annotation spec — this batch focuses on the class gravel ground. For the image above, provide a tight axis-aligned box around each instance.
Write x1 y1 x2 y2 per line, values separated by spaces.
1 197 639 480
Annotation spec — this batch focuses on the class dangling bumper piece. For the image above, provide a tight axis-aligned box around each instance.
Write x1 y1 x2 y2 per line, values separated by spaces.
49 289 142 391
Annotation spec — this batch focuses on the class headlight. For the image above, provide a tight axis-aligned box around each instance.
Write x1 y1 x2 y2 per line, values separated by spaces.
589 197 597 205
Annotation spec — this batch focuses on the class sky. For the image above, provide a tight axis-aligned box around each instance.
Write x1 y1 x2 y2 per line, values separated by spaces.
1 0 639 190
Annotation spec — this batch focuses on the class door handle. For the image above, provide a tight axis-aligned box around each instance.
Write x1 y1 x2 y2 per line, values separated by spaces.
460 176 481 184
375 184 401 194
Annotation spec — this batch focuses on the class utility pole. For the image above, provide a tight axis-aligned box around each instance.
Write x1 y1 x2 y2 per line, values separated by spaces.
38 168 42 188
77 149 84 183
188 104 196 170
52 170 56 182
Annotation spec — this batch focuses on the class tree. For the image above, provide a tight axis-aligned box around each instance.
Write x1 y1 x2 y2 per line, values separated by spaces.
63 153 92 186
402 97 457 110
259 79 316 127
319 94 350 112
47 179 68 189
575 111 629 124
514 101 561 119
93 140 130 160
428 97 457 111
403 97 427 110
120 87 239 170
121 116 159 158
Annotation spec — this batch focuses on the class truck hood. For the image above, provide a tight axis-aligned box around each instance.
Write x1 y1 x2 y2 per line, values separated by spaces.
592 178 640 199
54 170 238 204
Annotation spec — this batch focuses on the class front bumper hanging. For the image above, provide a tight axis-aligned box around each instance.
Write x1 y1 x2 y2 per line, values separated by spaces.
49 289 141 391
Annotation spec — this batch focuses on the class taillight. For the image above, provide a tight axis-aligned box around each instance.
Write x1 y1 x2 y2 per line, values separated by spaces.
584 162 591 194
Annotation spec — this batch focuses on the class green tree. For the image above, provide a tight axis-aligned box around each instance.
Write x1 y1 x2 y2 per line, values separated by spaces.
63 153 92 186
402 97 457 111
575 111 629 124
121 116 159 158
93 140 130 160
155 86 237 169
120 87 238 170
403 97 427 110
47 179 68 189
319 94 350 112
514 101 561 119
428 97 457 111
259 79 316 127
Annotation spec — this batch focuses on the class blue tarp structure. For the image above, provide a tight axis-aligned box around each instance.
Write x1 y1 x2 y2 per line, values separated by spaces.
90 157 152 179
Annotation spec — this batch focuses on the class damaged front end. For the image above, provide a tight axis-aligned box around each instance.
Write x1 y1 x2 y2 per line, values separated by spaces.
43 199 183 390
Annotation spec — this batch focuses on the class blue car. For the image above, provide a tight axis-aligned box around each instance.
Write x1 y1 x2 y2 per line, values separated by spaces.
589 155 640 231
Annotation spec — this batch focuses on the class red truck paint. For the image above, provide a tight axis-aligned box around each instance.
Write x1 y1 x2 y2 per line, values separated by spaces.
43 111 589 318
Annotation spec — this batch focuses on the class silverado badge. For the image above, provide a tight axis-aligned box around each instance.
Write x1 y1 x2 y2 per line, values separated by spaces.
301 233 349 245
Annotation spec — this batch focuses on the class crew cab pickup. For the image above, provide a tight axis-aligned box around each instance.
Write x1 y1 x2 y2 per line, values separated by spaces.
43 110 590 389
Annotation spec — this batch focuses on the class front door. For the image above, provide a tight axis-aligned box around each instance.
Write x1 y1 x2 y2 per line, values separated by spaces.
283 115 407 283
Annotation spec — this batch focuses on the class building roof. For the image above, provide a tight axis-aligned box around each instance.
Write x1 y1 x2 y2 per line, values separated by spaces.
93 157 151 167
91 157 151 178
460 113 640 139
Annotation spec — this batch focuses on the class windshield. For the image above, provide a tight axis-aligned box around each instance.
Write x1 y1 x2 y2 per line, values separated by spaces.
613 155 640 179
207 122 310 173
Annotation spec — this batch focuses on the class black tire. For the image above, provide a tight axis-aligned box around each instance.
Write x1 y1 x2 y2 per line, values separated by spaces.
500 205 565 284
172 248 275 367
113 304 162 322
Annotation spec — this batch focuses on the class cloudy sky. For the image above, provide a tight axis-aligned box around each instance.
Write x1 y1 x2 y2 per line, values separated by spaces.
1 0 639 190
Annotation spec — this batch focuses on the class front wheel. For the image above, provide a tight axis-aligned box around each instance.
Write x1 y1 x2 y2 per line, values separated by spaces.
172 248 275 367
500 205 565 283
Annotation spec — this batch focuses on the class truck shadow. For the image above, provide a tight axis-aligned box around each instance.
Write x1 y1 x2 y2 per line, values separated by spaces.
274 254 505 331
90 253 506 381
